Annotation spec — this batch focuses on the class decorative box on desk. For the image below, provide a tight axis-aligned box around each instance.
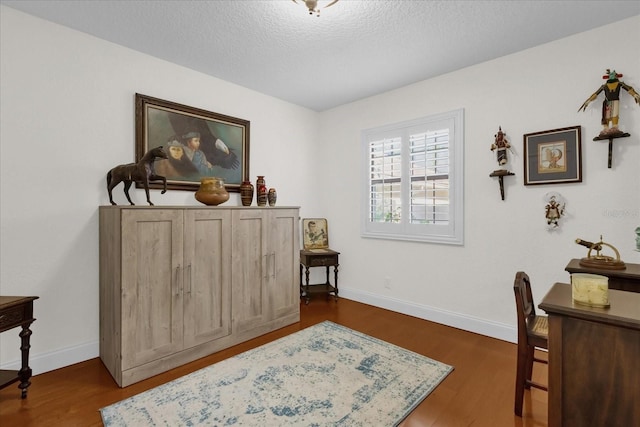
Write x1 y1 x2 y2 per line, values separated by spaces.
299 249 340 304
565 258 640 293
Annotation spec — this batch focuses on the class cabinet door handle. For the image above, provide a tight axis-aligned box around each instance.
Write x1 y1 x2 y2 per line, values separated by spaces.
186 264 192 295
174 265 181 296
271 252 276 279
263 255 269 280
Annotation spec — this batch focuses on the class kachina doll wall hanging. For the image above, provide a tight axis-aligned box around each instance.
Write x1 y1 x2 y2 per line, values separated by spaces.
578 69 640 167
544 192 565 230
489 126 515 200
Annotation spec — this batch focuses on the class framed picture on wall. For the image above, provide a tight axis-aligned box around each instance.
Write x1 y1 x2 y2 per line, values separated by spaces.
523 125 582 185
135 93 250 192
302 218 329 250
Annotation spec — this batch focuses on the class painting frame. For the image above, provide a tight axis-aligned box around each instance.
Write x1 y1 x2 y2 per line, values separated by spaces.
523 125 582 185
135 93 250 192
302 218 329 250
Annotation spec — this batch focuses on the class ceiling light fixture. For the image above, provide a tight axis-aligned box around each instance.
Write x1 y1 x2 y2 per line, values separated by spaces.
292 0 339 17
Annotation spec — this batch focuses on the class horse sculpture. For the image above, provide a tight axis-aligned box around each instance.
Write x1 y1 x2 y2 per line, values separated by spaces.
107 146 168 206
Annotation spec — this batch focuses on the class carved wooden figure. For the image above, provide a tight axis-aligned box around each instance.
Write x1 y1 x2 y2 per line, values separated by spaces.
490 126 511 166
107 146 168 206
578 69 640 167
578 69 640 136
489 126 515 200
545 195 565 228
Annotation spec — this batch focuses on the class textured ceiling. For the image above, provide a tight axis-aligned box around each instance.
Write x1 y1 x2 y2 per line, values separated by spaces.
3 0 639 111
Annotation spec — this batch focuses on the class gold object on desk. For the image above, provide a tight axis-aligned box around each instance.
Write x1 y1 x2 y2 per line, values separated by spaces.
571 273 609 308
575 236 625 270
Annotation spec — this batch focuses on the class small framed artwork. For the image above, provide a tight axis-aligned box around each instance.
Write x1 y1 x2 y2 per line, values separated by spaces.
302 218 329 250
135 93 250 192
523 125 582 185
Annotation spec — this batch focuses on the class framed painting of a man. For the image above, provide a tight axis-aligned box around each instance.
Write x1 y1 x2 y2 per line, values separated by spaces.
302 218 329 250
135 93 250 192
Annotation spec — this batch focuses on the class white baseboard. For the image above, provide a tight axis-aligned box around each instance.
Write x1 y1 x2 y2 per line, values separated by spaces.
0 340 99 375
1 289 515 375
339 287 517 344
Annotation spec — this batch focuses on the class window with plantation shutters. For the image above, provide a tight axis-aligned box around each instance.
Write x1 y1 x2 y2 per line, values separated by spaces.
369 136 402 224
362 109 464 245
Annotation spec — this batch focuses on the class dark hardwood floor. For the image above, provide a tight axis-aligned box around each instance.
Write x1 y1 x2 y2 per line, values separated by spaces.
0 298 547 426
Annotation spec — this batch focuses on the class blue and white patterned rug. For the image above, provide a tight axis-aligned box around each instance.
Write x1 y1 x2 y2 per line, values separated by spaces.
100 321 453 426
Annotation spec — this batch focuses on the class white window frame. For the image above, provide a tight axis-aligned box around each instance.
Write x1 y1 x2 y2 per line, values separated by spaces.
361 108 464 245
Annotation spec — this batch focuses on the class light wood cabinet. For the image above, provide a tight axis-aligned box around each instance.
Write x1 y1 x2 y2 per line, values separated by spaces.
99 206 299 387
231 209 300 337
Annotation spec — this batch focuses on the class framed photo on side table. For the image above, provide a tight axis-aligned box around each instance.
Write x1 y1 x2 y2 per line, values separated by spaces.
302 218 329 250
524 126 582 185
135 93 250 192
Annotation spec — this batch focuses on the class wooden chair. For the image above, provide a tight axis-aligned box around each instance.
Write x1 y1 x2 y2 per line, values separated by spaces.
513 271 548 416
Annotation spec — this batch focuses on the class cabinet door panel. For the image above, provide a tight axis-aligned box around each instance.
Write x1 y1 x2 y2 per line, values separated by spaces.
183 209 232 348
270 210 299 318
232 210 268 333
121 209 183 369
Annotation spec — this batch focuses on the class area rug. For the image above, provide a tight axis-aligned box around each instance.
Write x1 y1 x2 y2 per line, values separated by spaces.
100 321 453 426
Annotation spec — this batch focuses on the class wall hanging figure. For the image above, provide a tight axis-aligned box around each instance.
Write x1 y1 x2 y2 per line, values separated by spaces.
578 69 640 168
107 146 167 206
491 126 512 166
544 192 565 229
579 69 640 136
489 126 514 200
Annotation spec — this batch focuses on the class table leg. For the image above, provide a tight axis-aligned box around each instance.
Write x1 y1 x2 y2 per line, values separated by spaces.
324 266 330 300
304 266 311 304
299 264 303 299
333 264 339 300
18 322 34 399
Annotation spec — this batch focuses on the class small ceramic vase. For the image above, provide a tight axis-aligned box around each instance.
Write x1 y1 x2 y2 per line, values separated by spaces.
194 177 229 206
268 188 277 206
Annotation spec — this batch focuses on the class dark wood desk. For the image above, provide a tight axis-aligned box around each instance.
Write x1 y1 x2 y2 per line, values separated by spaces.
539 283 640 427
0 296 39 398
565 258 640 293
300 249 339 304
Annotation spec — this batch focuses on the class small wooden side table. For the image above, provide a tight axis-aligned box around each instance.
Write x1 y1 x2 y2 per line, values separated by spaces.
565 258 640 293
0 296 39 398
300 249 339 304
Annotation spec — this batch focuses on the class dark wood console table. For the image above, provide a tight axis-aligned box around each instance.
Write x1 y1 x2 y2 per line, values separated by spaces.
300 249 339 304
0 296 39 398
565 258 640 293
539 283 640 427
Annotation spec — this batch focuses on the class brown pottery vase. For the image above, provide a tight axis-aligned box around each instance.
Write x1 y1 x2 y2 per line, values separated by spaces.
240 180 254 206
256 175 267 207
194 177 230 206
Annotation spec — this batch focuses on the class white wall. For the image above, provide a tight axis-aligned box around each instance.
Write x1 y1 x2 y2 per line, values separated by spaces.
0 6 323 373
320 16 640 340
1 6 638 373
